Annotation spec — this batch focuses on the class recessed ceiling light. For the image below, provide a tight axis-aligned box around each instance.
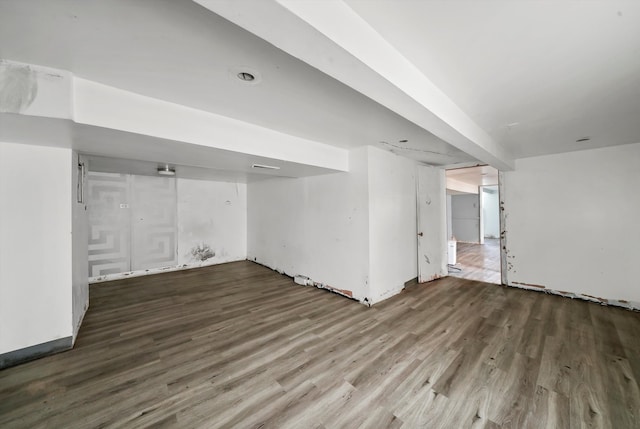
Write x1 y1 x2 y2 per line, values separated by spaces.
237 72 255 82
576 137 591 143
157 165 175 176
252 163 280 170
231 66 262 85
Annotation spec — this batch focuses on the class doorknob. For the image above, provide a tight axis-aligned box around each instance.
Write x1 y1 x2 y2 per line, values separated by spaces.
418 232 423 237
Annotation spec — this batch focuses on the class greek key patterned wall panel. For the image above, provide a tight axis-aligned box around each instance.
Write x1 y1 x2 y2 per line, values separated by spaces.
87 172 131 277
131 175 178 271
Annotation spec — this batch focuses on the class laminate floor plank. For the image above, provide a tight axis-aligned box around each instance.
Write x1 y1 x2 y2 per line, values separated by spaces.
1 260 640 428
449 238 501 284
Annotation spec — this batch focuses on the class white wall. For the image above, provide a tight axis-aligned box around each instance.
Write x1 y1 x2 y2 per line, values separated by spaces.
503 142 640 306
248 147 370 301
177 178 247 266
0 142 73 354
88 174 247 281
368 147 417 303
248 146 419 305
72 152 89 342
451 193 480 242
482 186 500 239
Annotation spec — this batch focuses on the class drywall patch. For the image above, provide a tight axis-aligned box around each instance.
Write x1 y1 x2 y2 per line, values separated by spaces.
0 60 38 113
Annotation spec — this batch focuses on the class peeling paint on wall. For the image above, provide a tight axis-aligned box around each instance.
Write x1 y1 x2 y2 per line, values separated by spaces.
0 60 38 113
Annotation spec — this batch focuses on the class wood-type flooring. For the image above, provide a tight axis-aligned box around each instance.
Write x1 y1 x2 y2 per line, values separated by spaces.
450 238 502 284
1 261 639 428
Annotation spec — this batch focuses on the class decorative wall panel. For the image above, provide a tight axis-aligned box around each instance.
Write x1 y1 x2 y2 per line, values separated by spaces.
87 172 131 277
87 173 177 278
131 175 177 271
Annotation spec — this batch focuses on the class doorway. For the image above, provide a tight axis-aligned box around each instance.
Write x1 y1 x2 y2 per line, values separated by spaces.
445 166 501 284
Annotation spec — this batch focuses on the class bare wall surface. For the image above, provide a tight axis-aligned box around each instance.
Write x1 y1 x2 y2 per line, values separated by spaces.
248 147 370 301
368 147 418 303
0 142 72 354
503 142 640 306
177 178 247 266
248 146 421 305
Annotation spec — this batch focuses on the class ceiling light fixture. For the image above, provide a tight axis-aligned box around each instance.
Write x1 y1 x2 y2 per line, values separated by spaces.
252 163 280 170
232 66 262 85
237 72 255 82
576 137 591 143
157 165 176 176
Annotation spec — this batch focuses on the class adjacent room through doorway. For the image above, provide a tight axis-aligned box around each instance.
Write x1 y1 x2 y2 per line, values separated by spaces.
445 166 501 284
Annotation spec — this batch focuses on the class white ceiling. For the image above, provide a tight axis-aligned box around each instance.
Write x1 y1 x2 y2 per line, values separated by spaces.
2 0 639 176
0 0 476 170
344 0 640 159
447 165 499 195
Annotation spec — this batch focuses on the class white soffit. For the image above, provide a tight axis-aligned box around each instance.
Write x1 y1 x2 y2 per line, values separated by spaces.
196 0 514 170
0 0 476 168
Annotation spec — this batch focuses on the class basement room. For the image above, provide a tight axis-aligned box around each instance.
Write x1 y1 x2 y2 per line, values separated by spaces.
1 1 639 427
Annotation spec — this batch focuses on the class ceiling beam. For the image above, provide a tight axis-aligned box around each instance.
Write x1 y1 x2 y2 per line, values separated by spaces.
195 0 514 171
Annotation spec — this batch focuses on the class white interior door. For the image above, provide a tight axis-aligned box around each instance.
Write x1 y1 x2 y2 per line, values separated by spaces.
417 165 448 283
